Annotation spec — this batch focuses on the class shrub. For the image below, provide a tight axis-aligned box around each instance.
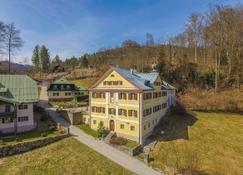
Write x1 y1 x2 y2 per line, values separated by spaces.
97 124 109 137
41 132 47 137
110 137 127 145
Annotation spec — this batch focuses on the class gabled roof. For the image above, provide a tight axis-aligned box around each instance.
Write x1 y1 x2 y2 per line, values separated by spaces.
0 75 39 104
161 81 176 90
52 77 72 85
114 67 159 90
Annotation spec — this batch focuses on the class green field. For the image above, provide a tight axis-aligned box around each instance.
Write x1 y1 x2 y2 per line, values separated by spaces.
71 78 97 89
0 137 132 175
149 112 243 175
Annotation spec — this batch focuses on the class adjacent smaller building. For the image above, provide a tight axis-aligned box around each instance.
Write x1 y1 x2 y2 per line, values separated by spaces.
0 75 39 134
47 77 88 102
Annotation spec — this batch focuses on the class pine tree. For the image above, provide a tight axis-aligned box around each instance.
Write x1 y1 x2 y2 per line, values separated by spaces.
31 45 40 68
40 45 50 72
80 54 88 68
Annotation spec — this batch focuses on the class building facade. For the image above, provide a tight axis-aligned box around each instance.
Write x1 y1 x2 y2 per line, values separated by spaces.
88 67 176 144
0 75 39 134
48 77 88 102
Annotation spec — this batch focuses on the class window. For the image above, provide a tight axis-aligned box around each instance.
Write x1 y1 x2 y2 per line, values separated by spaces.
93 120 96 124
92 92 96 98
100 107 105 113
19 104 28 110
65 92 71 96
162 91 167 96
109 108 116 115
128 110 137 117
92 106 96 112
130 126 135 131
111 74 115 77
118 93 126 100
118 109 127 116
128 93 137 100
1 117 13 123
53 92 59 96
143 108 152 117
153 92 158 98
144 125 146 130
120 124 124 129
153 104 162 112
5 104 11 112
148 122 151 128
100 121 104 126
100 92 105 98
143 93 152 100
162 103 167 108
18 116 28 122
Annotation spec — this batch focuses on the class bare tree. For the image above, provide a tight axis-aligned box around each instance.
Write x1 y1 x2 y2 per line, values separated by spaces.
186 13 204 62
4 23 23 73
0 21 5 55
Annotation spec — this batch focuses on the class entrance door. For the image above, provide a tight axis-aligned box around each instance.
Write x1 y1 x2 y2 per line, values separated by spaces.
109 120 115 131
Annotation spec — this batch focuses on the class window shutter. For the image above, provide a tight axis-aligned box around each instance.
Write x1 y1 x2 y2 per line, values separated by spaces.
128 110 131 116
134 111 138 117
134 94 137 100
124 93 127 100
118 109 121 115
124 110 127 116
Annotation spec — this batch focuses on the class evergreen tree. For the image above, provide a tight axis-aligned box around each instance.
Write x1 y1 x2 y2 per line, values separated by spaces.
52 54 62 65
31 45 40 68
80 54 88 68
40 45 50 72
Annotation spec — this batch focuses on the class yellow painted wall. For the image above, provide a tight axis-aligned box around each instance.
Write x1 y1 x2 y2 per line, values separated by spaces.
48 91 74 99
96 70 137 89
115 120 139 138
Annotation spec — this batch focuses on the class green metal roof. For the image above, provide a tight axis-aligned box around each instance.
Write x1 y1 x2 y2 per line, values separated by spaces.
0 75 39 104
52 77 72 85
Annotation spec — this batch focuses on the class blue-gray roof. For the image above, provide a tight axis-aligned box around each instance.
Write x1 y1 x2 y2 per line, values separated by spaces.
115 67 159 90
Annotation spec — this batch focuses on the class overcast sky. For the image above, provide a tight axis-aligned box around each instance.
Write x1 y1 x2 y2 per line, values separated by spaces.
0 0 241 64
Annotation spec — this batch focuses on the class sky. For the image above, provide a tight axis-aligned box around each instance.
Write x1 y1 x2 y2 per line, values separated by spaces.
0 0 241 64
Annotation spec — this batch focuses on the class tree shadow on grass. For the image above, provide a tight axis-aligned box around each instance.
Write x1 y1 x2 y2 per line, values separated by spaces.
152 102 197 141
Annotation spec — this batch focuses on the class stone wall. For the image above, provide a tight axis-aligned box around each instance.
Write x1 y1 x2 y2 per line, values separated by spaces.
0 134 69 158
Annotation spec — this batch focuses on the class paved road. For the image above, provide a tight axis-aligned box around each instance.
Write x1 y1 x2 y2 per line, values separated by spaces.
38 84 162 175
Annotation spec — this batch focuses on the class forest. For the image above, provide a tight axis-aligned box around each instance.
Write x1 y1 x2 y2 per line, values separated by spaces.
82 4 243 93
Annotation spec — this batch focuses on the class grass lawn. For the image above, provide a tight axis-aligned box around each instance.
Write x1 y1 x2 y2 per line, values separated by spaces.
149 112 243 175
124 140 138 149
0 137 132 175
71 78 97 89
76 124 100 138
50 101 87 108
0 111 60 147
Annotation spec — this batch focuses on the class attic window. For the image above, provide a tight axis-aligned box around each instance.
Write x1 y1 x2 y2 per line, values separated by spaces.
111 74 115 77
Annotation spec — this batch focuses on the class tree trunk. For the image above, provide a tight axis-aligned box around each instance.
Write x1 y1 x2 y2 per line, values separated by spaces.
8 40 11 73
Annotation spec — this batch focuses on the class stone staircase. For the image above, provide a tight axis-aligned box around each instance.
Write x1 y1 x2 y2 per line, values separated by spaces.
104 131 115 143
